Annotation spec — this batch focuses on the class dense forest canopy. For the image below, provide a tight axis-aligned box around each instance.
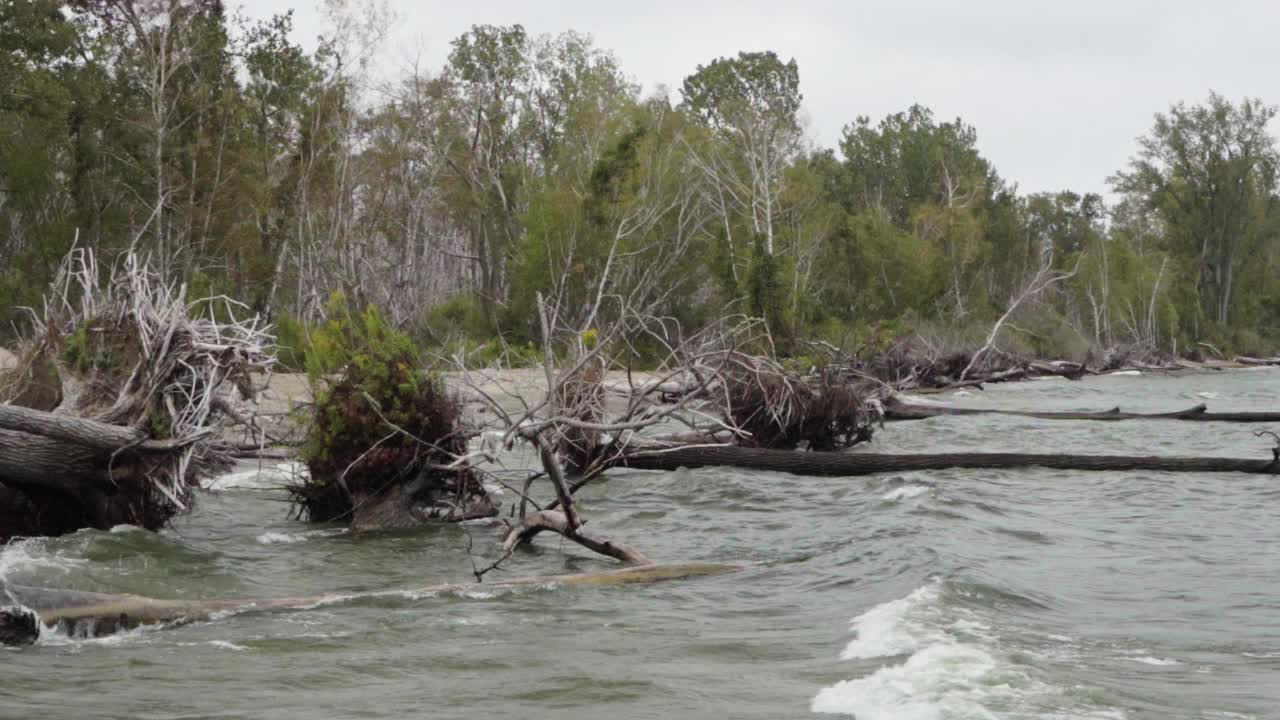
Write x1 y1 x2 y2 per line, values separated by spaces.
2 0 1278 359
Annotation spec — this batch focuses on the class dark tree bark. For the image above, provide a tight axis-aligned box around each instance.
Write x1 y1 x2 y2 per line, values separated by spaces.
618 445 1280 476
0 405 195 540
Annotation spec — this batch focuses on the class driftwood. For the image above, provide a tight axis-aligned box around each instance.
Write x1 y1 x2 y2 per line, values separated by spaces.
883 399 1280 423
1235 356 1280 366
618 445 1280 476
0 562 740 646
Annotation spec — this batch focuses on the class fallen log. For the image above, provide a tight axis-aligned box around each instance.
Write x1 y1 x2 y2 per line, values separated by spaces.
618 445 1280 476
882 400 1280 423
0 562 740 646
1027 361 1088 380
1235 356 1280 367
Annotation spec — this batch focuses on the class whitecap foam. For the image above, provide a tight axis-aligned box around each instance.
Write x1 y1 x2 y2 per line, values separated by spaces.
1196 391 1220 399
206 462 306 491
815 583 1124 719
813 642 1001 719
1128 656 1181 666
206 639 248 651
108 524 144 534
0 538 85 582
256 532 305 545
881 485 932 502
255 527 346 545
35 620 158 648
841 584 941 660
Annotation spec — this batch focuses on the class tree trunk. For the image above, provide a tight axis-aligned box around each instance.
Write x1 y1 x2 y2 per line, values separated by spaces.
618 445 1280 477
882 400 1280 423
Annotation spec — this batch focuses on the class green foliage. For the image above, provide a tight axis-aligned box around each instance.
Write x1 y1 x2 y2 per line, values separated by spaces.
274 313 310 372
295 296 477 523
682 51 802 132
421 294 494 344
1 6 1276 361
1112 93 1279 327
747 234 787 339
61 325 92 372
299 298 429 469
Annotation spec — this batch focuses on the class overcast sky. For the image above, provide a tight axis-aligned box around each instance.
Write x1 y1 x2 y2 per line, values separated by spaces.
242 0 1279 198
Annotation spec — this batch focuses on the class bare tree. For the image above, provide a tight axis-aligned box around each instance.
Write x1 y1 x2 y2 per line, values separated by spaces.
961 251 1080 381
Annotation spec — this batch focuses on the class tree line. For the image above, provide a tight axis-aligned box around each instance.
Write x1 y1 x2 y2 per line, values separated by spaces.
3 0 1278 361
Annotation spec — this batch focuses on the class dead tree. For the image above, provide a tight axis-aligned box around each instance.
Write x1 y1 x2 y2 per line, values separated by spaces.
0 249 273 540
961 253 1079 381
455 302 879 575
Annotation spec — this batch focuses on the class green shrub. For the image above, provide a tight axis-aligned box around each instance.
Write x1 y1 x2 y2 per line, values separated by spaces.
420 294 493 344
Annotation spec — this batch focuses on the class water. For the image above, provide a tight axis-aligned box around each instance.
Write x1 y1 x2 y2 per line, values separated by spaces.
3 370 1279 719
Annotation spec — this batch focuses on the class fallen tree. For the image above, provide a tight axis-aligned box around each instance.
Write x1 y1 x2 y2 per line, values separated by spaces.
455 305 880 575
1235 356 1280 367
0 249 272 540
882 399 1280 423
617 444 1280 476
286 305 495 531
0 562 740 646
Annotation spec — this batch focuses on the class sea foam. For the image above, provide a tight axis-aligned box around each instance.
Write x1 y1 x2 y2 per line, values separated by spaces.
812 582 1120 719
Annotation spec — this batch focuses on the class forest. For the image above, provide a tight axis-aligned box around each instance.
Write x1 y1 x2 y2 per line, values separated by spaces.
3 0 1280 366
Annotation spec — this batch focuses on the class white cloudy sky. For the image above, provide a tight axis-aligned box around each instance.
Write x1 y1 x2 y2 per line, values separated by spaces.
241 0 1279 197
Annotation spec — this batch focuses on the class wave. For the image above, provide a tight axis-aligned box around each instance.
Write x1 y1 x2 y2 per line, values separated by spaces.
255 528 347 545
0 538 86 584
881 484 934 502
1127 655 1181 666
206 462 306 491
812 580 1123 719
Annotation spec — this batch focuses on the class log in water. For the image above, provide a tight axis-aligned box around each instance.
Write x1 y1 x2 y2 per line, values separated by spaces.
0 563 741 646
620 445 1280 476
883 399 1280 423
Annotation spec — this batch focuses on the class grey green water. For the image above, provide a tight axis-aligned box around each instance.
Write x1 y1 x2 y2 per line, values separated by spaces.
3 370 1279 719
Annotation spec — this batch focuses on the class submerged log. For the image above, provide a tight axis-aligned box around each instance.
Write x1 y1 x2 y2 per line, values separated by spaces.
0 562 740 646
618 445 1280 476
882 399 1280 423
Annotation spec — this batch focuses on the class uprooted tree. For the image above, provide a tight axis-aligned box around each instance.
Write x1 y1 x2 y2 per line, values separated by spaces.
451 298 878 575
0 249 273 541
287 304 496 531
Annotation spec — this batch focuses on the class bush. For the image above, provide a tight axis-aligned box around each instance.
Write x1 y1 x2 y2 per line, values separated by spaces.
291 303 490 524
420 294 493 345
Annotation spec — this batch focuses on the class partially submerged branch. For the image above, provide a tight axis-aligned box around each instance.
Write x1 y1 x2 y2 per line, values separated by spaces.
500 510 653 565
0 562 739 646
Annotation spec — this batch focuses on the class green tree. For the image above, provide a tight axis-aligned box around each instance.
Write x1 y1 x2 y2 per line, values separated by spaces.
1112 93 1279 329
682 51 802 262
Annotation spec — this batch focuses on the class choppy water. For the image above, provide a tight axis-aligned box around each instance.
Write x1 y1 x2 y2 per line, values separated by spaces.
3 369 1279 719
